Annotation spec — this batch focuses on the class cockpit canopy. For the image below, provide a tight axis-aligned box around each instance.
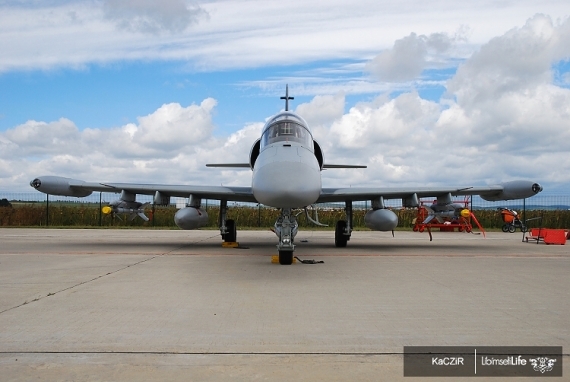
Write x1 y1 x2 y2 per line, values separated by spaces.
261 112 313 150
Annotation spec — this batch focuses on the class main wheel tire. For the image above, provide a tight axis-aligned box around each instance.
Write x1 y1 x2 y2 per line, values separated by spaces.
335 220 349 247
225 219 237 242
501 224 509 233
278 250 293 265
508 224 516 233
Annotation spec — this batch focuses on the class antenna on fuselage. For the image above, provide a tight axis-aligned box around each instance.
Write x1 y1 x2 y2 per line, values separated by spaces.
280 84 294 111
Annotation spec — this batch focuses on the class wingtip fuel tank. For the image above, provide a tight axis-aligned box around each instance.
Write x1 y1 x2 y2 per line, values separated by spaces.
30 176 93 198
481 181 543 201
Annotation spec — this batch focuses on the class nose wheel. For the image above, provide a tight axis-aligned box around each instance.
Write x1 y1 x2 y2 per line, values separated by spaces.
274 208 298 265
278 250 294 265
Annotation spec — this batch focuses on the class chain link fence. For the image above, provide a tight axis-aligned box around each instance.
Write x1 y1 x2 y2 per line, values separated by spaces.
1 192 569 229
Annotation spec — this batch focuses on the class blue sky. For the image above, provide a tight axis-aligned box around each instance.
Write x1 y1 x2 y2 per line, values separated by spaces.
1 1 569 195
0 59 452 135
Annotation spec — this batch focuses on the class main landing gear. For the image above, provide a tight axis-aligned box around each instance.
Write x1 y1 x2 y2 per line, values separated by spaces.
219 203 298 265
219 200 237 243
334 201 352 248
221 201 352 265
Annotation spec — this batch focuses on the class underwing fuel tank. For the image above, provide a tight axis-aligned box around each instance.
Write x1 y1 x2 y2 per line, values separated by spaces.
364 209 399 231
174 207 209 230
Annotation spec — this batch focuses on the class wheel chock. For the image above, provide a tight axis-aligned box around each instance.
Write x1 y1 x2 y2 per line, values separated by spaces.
271 255 296 264
222 242 239 248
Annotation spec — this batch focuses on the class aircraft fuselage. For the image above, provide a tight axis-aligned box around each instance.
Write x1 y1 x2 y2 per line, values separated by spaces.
252 112 321 208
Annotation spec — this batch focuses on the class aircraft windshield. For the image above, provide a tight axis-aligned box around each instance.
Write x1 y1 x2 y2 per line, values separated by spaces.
261 113 313 149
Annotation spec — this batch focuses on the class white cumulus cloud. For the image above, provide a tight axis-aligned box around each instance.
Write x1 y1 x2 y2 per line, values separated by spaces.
448 14 570 107
365 32 456 82
1 14 570 195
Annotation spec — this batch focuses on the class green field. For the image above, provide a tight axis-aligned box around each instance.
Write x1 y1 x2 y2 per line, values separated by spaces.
1 204 568 231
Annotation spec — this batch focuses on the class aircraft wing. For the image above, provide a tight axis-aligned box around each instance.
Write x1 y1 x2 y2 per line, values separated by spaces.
205 163 251 168
318 181 543 203
322 164 367 169
32 176 542 205
98 182 257 202
204 163 367 169
30 176 258 203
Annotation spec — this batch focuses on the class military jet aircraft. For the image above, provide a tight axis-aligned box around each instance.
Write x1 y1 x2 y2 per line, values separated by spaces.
30 86 543 264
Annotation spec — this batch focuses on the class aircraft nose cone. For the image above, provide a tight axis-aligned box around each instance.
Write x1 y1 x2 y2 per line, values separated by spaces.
253 161 321 208
30 178 41 189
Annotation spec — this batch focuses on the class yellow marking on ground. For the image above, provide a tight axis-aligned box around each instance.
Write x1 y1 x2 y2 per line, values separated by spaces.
271 255 296 264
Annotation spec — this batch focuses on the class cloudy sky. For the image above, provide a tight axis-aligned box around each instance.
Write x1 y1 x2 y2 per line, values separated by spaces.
1 0 569 197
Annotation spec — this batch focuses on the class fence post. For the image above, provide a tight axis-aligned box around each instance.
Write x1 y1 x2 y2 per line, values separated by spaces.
99 192 102 226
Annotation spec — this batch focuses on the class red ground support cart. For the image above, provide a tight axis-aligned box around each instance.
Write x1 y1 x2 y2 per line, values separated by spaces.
413 198 484 235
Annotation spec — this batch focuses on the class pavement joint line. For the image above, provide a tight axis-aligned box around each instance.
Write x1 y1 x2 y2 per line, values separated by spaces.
0 351 404 355
0 237 217 316
1 351 569 356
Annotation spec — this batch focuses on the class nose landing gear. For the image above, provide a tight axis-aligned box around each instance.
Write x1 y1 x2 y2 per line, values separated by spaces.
274 208 298 265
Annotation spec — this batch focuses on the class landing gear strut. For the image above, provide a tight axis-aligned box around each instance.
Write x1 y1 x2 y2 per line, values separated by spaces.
219 200 237 243
334 201 352 247
274 208 298 265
